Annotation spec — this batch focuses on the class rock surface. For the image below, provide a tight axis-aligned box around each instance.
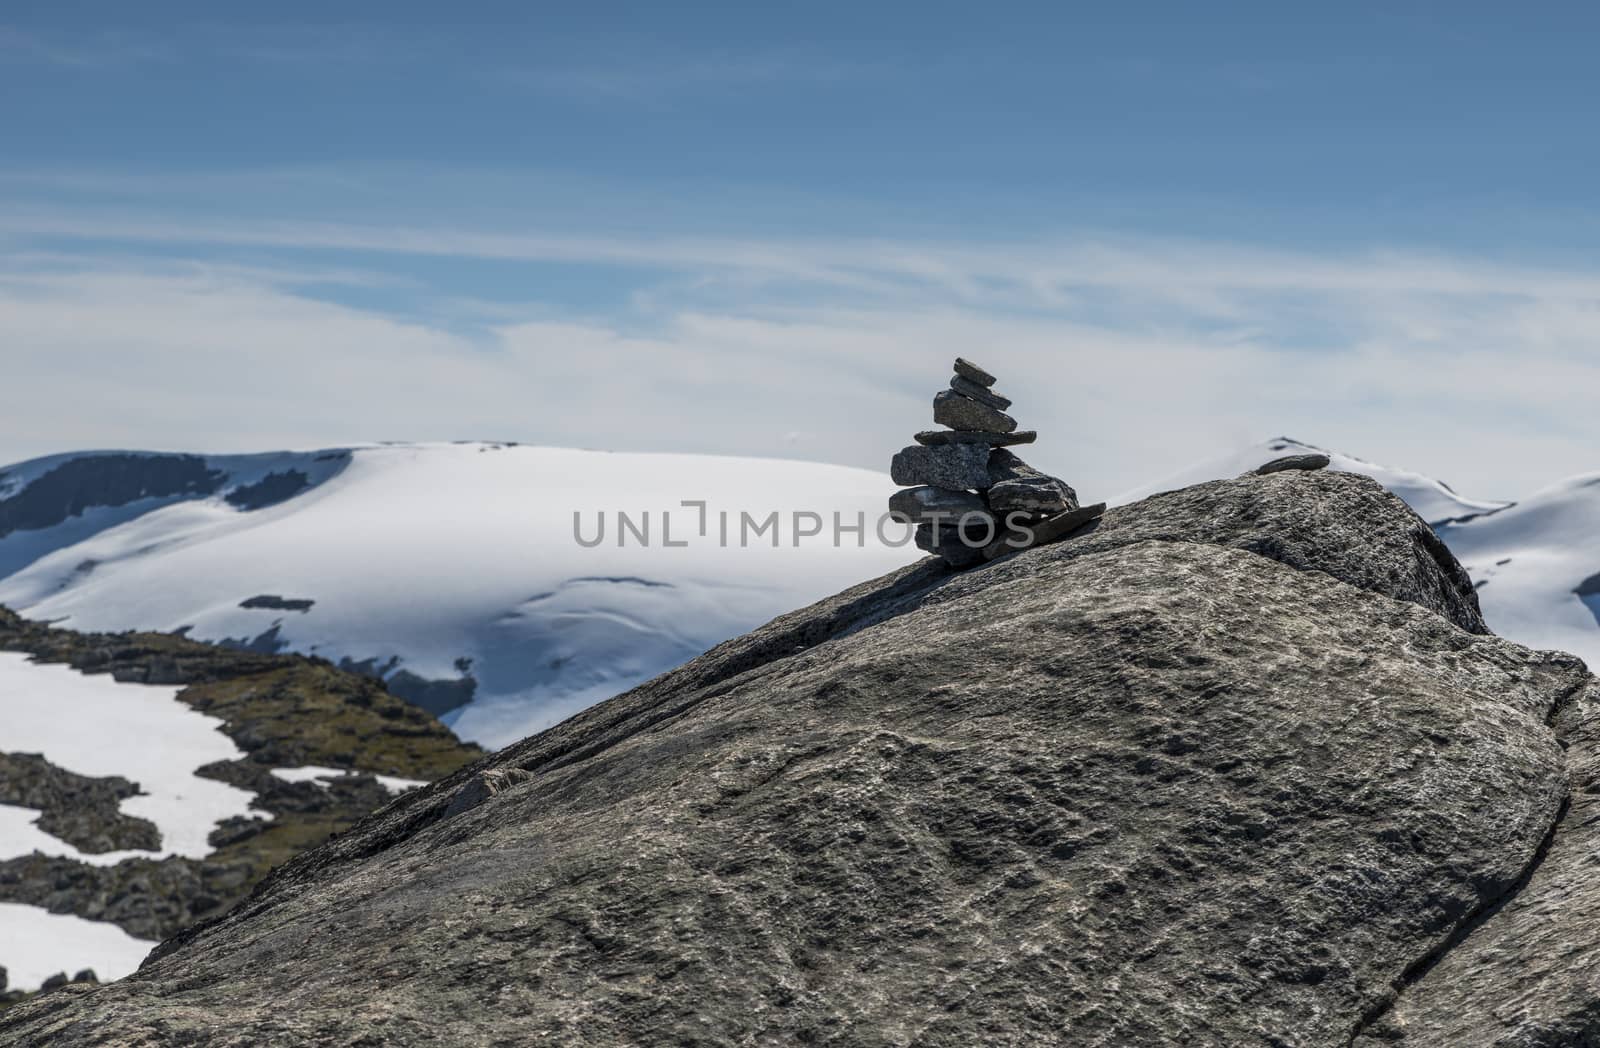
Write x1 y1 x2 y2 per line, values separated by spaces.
889 443 991 491
7 470 1598 1048
932 390 1017 434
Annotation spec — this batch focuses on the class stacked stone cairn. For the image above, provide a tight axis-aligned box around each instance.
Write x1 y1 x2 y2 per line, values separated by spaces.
889 358 1106 568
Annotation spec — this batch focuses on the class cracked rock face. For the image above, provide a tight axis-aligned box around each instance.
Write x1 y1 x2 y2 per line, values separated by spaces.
2 470 1591 1048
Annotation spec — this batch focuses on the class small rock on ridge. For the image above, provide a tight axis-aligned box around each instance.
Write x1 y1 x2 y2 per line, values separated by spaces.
953 357 997 387
950 375 1012 411
933 390 1017 434
890 443 991 490
914 430 1036 447
1252 453 1332 476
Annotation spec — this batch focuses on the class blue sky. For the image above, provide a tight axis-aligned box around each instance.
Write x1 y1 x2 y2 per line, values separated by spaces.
3 3 1600 497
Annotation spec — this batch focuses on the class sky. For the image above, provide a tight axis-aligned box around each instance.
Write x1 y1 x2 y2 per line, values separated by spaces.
3 2 1600 500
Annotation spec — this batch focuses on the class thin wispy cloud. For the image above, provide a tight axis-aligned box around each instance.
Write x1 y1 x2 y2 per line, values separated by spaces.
490 51 883 104
5 209 1600 314
0 25 171 68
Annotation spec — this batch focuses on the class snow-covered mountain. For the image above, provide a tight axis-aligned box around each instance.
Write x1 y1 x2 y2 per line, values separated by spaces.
0 443 918 748
1438 476 1600 671
1122 436 1600 671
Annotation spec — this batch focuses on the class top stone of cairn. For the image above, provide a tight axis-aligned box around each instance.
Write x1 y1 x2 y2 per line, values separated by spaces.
953 357 996 388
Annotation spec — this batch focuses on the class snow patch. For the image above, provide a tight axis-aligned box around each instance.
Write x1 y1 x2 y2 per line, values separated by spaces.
0 653 258 863
0 902 156 991
270 766 427 794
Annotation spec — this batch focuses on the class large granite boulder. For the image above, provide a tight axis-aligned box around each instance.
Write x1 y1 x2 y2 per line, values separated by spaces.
6 470 1594 1048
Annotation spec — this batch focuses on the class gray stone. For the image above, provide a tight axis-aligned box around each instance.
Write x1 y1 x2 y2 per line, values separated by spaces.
933 389 1017 433
1251 452 1332 476
953 356 997 387
70 970 98 985
888 486 987 525
1027 501 1106 546
914 518 991 567
889 443 990 490
983 502 1105 559
987 477 1077 515
983 449 1078 516
914 429 1036 447
8 470 1572 1048
950 375 1011 411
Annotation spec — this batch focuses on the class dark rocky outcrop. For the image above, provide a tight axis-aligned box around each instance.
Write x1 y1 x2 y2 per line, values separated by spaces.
224 470 311 511
237 595 315 613
0 754 159 854
0 455 223 539
3 470 1595 1047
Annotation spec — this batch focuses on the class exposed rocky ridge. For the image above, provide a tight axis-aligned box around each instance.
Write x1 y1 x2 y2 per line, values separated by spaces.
0 753 158 854
4 471 1596 1046
0 455 223 539
0 611 479 1008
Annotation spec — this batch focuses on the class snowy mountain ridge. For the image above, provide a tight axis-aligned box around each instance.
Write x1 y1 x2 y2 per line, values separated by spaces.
0 442 918 748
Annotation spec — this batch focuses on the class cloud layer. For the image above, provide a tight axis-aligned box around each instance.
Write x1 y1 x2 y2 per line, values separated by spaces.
3 209 1598 502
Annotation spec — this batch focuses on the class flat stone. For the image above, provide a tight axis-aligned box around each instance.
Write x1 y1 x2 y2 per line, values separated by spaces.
950 375 1011 411
1030 502 1106 544
988 477 1077 516
983 502 1106 559
953 357 997 387
933 390 1017 434
914 430 1036 447
888 486 987 525
984 449 1078 515
890 444 991 490
915 516 995 568
1251 453 1332 476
